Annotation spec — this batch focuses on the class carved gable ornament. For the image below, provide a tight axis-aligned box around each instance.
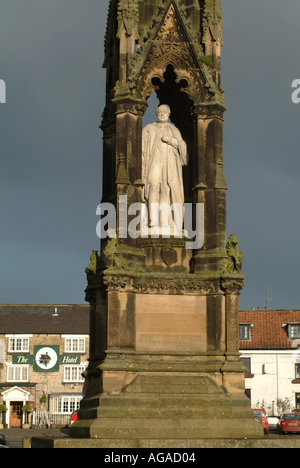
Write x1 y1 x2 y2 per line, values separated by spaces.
137 2 209 104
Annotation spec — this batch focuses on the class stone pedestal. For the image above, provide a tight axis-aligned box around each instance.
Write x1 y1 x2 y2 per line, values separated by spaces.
71 373 261 441
69 256 263 442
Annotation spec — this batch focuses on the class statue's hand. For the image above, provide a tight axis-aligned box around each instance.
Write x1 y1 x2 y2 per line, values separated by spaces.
161 135 172 144
162 135 179 150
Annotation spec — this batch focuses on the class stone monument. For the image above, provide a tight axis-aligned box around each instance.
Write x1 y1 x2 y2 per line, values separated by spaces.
68 0 263 445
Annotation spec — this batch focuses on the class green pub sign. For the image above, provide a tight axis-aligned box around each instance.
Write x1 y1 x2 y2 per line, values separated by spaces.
12 345 81 372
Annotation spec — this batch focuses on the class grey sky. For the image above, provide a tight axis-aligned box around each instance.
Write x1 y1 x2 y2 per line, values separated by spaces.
0 1 299 310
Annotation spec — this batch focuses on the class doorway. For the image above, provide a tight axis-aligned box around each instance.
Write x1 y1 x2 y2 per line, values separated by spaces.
10 401 23 428
1 386 31 428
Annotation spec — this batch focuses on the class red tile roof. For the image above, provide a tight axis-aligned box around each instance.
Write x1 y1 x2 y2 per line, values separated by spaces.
239 310 300 350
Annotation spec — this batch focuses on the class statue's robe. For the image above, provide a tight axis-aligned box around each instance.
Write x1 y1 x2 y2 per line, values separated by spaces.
142 122 188 209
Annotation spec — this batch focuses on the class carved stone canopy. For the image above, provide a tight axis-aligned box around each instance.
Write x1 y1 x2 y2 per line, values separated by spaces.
136 2 208 104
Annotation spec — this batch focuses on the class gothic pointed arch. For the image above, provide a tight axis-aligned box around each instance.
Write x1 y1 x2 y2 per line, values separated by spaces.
134 1 210 105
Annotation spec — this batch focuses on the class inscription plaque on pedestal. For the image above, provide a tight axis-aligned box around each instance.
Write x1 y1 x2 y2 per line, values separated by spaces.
136 295 206 352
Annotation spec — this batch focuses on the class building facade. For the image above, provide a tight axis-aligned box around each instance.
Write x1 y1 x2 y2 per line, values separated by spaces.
2 304 300 427
0 305 89 428
239 310 300 415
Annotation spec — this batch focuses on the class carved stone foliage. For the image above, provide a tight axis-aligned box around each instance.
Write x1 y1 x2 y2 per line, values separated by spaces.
132 277 216 295
103 275 128 290
115 99 147 116
194 104 225 119
102 271 219 295
220 277 244 294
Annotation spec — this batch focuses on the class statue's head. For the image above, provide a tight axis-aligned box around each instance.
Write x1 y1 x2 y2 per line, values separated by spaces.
156 105 171 123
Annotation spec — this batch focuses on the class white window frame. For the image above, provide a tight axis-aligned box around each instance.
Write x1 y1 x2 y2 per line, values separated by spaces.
7 364 29 382
62 335 87 353
6 335 32 353
52 396 82 414
63 365 85 383
288 324 300 340
239 324 251 341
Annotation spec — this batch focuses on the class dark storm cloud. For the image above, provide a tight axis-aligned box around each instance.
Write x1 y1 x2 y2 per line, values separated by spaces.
0 0 109 303
222 1 300 309
0 0 300 308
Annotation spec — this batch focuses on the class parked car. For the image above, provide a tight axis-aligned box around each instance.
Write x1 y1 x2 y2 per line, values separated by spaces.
69 410 78 426
253 408 269 434
277 413 300 434
267 416 280 430
0 433 6 447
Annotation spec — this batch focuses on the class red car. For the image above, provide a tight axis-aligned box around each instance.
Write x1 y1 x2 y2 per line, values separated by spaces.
253 408 269 435
69 410 78 426
277 413 300 434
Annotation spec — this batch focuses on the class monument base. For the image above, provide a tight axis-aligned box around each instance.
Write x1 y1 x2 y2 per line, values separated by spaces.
31 437 300 449
68 373 263 441
80 262 262 444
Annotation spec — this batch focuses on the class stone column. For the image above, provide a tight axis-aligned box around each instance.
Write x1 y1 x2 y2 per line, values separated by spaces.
221 277 247 394
193 104 228 274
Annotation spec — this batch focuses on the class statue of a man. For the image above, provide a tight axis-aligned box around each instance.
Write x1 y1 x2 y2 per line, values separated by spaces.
142 105 188 230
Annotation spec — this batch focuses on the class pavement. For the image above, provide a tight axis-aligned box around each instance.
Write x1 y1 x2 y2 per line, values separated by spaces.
1 427 300 448
0 427 70 448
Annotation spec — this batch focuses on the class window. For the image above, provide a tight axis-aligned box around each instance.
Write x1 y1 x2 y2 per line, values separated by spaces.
52 396 81 414
64 337 85 353
7 365 28 382
296 394 300 410
9 337 29 353
245 389 251 402
288 324 300 340
239 324 251 341
53 398 61 413
63 399 69 413
69 398 76 413
283 413 300 421
241 357 251 374
0 340 6 364
63 366 85 382
296 364 300 380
